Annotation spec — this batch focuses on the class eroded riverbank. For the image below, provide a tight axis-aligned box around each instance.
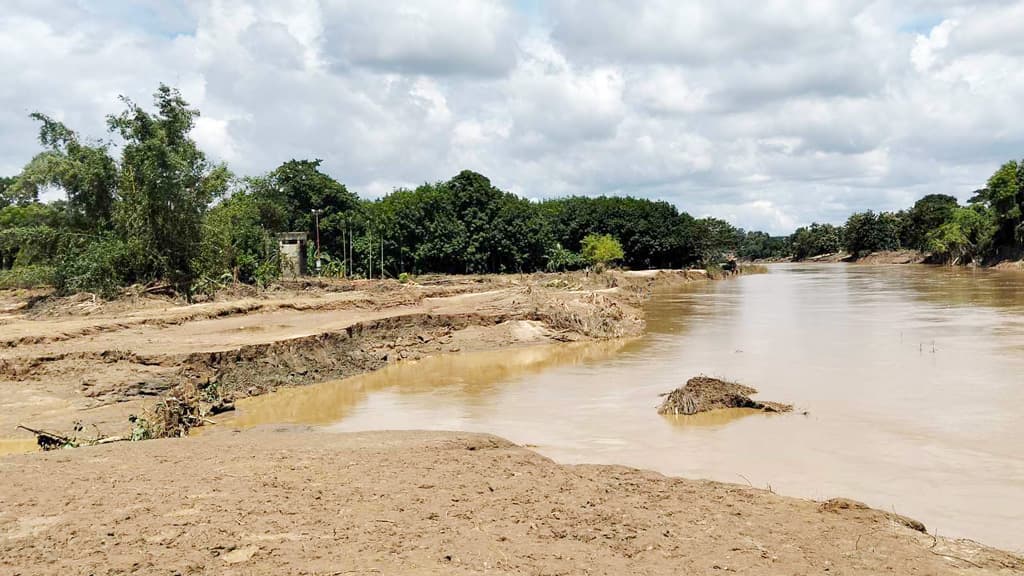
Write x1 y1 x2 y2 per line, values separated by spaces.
0 270 697 447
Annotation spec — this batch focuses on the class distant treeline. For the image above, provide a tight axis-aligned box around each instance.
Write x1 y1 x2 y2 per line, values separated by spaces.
787 161 1024 264
1 85 1020 296
0 85 779 296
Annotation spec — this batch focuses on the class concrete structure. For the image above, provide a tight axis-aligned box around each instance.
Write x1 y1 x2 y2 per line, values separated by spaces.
277 232 308 278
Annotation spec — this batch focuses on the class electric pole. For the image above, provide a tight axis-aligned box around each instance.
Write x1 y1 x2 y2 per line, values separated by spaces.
311 209 322 276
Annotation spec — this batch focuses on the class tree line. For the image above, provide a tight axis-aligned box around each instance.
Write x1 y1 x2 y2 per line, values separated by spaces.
786 164 1024 264
0 85 775 296
2 85 1019 296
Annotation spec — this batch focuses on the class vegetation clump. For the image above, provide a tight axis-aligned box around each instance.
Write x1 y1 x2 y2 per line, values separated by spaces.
658 376 792 416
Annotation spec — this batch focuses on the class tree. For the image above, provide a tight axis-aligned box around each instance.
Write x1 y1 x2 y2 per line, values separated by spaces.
788 223 842 260
195 191 278 286
0 176 18 208
925 206 995 264
686 217 740 264
107 84 231 289
842 211 899 257
250 159 360 257
738 230 786 261
581 233 624 266
970 160 1023 249
905 194 959 250
15 113 118 229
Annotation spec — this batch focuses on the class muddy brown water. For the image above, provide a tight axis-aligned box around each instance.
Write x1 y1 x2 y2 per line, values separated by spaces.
238 264 1024 552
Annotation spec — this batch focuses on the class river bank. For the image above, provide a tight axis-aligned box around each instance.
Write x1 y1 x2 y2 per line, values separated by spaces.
3 267 1023 574
0 270 699 445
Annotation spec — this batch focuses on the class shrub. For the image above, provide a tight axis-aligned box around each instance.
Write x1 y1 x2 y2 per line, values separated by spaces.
545 243 584 272
55 235 134 297
580 234 625 267
0 264 55 289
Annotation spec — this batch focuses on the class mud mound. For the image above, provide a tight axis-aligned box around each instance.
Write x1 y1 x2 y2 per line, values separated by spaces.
658 376 792 415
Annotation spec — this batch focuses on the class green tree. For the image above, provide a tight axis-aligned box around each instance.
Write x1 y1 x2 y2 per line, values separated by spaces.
925 206 995 264
0 202 65 268
905 194 959 250
107 84 231 289
250 159 360 257
581 233 624 266
970 160 1023 249
15 114 118 229
788 223 842 260
0 176 18 208
737 230 786 260
687 217 740 264
842 210 900 257
195 191 278 287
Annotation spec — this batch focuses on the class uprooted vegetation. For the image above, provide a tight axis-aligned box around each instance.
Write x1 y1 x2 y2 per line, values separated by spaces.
658 376 793 416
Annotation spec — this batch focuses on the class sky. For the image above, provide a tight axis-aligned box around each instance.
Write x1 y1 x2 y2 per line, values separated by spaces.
1 0 1023 235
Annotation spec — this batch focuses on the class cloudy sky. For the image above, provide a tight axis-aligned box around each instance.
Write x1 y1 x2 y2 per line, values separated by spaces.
2 1 1022 234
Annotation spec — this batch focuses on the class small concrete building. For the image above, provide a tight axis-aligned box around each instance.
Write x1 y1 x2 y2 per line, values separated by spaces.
277 232 308 278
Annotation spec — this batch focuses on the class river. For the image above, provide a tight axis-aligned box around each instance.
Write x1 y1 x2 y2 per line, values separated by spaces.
235 264 1024 552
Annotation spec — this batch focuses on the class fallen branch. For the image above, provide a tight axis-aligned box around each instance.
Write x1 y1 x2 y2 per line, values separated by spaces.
16 424 71 450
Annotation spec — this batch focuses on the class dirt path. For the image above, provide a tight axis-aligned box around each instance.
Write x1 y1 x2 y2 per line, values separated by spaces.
1 428 1019 575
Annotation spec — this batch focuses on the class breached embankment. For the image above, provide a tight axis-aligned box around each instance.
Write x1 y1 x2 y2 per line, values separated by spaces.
1 270 689 443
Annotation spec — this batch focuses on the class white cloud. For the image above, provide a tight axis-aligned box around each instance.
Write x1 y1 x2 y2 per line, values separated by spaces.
1 0 1023 235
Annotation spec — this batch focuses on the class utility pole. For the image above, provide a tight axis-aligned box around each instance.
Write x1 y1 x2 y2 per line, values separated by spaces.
311 209 322 276
380 236 384 279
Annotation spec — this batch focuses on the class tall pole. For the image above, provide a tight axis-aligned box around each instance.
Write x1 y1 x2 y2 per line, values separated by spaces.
380 236 384 279
311 209 322 276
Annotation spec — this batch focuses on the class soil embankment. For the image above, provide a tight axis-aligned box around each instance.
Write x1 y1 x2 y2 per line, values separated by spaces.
2 428 1020 575
0 271 681 441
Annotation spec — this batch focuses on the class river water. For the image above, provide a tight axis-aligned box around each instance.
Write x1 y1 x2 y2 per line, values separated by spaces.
235 264 1024 552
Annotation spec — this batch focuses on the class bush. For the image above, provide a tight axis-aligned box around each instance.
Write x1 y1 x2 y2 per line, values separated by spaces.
55 235 134 297
545 243 584 272
580 234 625 266
0 264 55 289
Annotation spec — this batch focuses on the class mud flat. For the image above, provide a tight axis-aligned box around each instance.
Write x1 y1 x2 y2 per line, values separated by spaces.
1 428 1020 575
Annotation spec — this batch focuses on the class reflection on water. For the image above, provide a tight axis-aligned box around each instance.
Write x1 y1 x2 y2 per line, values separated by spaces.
232 264 1024 552
234 339 631 427
662 408 769 428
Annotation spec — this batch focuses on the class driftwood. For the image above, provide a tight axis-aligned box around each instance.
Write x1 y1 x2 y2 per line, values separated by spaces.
16 425 72 450
16 424 128 451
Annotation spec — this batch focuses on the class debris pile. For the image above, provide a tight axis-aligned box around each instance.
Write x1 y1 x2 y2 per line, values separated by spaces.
658 376 792 416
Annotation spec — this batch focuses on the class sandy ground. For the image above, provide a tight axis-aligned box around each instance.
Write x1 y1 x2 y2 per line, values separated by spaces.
2 428 1020 575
